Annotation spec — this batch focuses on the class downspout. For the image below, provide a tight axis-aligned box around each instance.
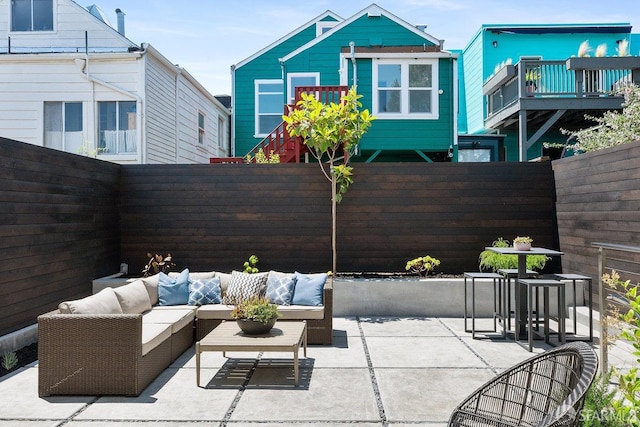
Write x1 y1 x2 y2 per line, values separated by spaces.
349 41 357 89
77 31 144 162
174 69 181 163
230 64 235 156
452 56 459 162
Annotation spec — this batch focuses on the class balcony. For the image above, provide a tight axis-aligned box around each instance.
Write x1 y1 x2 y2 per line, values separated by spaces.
483 57 640 160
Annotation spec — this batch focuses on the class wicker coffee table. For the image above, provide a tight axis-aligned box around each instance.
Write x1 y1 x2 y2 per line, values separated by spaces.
195 320 307 386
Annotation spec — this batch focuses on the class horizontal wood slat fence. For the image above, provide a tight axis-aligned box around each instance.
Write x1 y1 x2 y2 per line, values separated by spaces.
553 140 640 310
0 137 121 336
2 136 565 337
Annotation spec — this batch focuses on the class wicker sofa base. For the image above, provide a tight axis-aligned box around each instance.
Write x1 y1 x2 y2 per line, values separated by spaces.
38 313 194 397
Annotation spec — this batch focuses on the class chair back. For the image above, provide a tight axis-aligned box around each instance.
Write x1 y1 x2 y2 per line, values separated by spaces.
448 342 598 427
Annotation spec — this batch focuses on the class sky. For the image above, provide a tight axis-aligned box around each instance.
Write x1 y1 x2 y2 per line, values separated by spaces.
88 0 640 96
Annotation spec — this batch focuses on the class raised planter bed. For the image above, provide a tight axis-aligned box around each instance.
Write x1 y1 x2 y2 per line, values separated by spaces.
333 277 583 318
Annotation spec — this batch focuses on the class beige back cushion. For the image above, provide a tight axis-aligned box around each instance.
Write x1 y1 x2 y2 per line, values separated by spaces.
215 272 232 294
141 274 160 305
113 280 153 314
58 287 124 314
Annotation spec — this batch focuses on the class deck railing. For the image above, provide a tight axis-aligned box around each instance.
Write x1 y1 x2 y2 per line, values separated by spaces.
485 59 636 118
243 85 349 163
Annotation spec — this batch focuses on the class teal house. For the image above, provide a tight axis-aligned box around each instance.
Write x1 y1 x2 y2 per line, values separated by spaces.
231 4 459 163
230 3 640 163
461 24 640 161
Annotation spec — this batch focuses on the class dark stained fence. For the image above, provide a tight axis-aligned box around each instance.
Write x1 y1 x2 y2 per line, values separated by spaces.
0 139 561 337
339 162 560 273
120 162 560 275
0 137 120 337
553 141 640 283
119 164 332 274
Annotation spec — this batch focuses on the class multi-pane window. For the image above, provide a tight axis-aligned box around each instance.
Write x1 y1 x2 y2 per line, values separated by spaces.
255 80 283 136
44 102 83 154
198 112 205 144
11 0 53 31
373 59 437 118
287 73 319 103
98 101 137 154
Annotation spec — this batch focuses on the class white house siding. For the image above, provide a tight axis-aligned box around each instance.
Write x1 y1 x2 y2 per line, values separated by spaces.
175 76 227 163
0 53 142 152
145 53 178 164
0 0 133 53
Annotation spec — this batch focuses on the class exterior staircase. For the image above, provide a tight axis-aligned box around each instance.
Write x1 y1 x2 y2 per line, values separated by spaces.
210 85 348 164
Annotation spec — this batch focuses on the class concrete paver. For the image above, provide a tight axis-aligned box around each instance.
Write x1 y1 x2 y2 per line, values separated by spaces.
0 316 621 426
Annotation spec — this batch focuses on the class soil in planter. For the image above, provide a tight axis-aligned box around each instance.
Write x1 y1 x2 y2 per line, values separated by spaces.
337 272 464 279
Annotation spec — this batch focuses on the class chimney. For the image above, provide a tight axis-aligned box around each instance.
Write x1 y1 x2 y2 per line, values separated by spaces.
115 8 125 36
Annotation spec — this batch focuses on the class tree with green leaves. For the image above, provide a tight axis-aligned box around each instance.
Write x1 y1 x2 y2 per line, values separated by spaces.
283 87 375 274
564 83 640 153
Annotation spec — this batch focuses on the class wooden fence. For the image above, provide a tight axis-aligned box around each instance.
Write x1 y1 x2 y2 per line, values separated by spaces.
1 136 560 336
119 162 560 276
553 141 640 282
0 137 120 336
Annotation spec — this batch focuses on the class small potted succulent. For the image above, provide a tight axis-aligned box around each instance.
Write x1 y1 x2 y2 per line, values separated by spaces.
230 296 280 335
513 236 533 251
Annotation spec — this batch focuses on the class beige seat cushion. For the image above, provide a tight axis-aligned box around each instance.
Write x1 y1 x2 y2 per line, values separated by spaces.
196 304 324 320
143 308 195 334
141 323 172 356
58 287 123 314
113 280 152 314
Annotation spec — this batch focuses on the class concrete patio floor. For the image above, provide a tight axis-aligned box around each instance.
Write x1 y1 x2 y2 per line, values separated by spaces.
0 316 630 426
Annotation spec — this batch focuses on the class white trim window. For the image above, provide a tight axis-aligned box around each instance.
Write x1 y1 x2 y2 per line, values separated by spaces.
255 80 283 137
287 72 320 104
11 0 54 32
98 101 137 154
316 21 338 37
44 101 83 154
198 111 205 145
372 59 438 119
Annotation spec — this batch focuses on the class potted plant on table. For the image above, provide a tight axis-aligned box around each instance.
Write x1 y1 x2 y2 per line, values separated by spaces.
230 296 281 335
479 237 547 272
513 236 533 251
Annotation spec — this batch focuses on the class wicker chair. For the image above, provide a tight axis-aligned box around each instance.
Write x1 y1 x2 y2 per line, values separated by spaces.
448 342 597 427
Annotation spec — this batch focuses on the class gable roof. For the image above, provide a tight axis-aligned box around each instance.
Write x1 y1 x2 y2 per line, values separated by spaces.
233 10 343 70
281 4 443 63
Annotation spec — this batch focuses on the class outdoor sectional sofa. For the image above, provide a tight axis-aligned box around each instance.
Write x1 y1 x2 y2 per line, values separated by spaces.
38 269 332 396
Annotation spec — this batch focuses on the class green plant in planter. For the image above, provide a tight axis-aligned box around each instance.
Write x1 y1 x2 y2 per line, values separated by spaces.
242 255 259 274
478 238 548 272
230 296 280 324
405 255 441 277
513 236 533 245
1 351 18 371
142 253 176 277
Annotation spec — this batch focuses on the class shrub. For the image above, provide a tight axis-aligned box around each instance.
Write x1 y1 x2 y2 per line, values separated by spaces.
405 255 441 277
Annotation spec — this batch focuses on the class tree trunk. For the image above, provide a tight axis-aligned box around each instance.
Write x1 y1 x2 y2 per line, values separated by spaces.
331 173 337 275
